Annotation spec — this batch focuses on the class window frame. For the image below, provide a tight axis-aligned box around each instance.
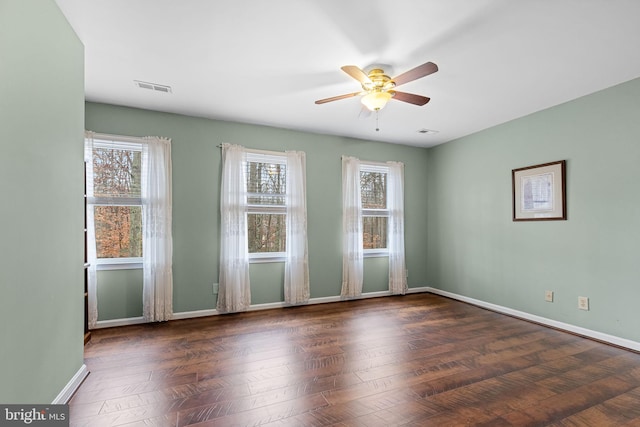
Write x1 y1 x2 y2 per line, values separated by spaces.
88 137 144 270
245 150 288 263
360 162 390 258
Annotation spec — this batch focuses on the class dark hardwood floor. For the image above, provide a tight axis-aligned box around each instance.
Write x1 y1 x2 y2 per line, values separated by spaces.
69 293 640 426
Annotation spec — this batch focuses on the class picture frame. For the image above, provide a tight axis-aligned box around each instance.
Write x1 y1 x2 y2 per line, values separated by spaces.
512 160 566 221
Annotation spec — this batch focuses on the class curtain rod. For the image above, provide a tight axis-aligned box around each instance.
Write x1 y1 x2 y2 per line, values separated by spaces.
342 155 402 167
217 143 290 157
87 131 147 143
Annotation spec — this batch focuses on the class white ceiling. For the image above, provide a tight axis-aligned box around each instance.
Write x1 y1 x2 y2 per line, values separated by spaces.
54 0 640 147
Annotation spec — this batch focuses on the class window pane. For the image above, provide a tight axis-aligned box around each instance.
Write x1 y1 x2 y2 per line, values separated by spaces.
246 161 286 205
93 147 142 198
94 206 143 258
247 213 286 253
361 171 386 209
363 216 387 249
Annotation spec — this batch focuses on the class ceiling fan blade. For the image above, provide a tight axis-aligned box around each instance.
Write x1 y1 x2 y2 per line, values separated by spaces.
392 61 438 87
392 91 431 106
341 65 371 83
315 92 362 104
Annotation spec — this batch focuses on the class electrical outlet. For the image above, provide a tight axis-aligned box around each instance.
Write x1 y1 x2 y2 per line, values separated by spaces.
212 283 219 294
544 290 554 302
578 296 589 311
405 269 409 278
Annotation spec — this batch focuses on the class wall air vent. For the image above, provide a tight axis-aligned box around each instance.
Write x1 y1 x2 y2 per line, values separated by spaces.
417 129 439 135
134 80 172 93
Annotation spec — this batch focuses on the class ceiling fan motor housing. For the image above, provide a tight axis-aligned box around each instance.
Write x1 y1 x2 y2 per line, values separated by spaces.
361 69 396 93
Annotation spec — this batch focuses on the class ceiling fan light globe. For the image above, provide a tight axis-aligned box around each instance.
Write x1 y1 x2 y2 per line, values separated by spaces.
361 91 392 111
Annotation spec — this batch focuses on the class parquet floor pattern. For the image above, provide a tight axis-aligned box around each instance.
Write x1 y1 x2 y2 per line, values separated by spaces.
70 293 640 426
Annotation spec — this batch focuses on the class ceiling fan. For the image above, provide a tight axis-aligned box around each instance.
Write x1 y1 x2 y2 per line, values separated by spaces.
315 61 438 112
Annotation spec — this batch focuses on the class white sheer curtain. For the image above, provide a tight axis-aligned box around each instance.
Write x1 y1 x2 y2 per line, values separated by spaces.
284 151 310 304
387 161 407 295
218 143 251 312
341 156 363 297
84 132 98 328
141 136 174 322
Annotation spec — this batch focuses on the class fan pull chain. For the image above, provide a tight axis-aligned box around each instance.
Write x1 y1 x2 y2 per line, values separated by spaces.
375 110 380 132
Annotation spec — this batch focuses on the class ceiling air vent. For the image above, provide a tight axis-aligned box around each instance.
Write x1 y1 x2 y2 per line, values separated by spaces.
134 80 172 93
417 129 439 135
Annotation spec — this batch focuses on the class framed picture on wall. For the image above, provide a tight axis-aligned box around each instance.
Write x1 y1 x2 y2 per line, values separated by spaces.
512 160 566 221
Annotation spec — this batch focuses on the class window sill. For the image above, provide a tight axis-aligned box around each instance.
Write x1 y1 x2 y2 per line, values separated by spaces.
96 262 143 271
249 256 286 264
363 251 389 258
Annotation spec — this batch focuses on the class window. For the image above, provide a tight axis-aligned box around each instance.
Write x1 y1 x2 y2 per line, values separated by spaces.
219 144 309 311
361 163 389 254
88 138 143 267
342 156 406 297
245 152 287 260
85 132 173 323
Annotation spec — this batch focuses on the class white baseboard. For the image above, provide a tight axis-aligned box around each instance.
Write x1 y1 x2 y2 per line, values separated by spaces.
172 308 218 320
407 286 431 294
171 287 431 320
53 364 88 404
426 287 640 352
94 316 146 329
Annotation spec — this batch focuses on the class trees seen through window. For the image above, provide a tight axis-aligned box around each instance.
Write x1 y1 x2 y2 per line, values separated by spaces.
361 168 388 250
246 157 287 255
91 145 143 259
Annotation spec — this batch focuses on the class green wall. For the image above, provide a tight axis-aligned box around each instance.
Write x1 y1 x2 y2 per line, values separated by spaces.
85 102 430 318
0 0 85 403
97 270 143 320
427 77 640 342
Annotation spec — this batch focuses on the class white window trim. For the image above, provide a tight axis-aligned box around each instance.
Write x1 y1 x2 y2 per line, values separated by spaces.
362 208 389 217
248 252 286 263
246 205 286 214
245 150 287 165
360 162 389 173
88 137 145 269
92 133 145 149
96 257 143 270
363 250 389 258
245 149 287 263
361 162 390 257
